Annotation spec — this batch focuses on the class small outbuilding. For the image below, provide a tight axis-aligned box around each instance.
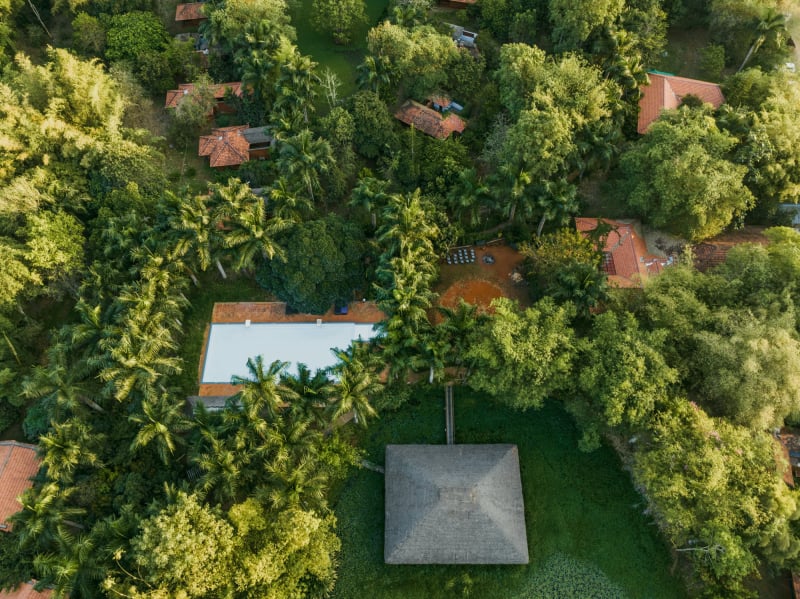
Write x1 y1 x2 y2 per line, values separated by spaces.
175 3 207 27
198 125 273 168
394 100 466 140
384 444 529 564
0 441 40 532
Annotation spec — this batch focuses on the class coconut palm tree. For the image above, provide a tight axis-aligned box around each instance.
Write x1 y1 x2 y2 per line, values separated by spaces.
275 129 335 206
172 192 227 279
231 356 293 423
38 419 103 483
738 10 787 72
129 393 190 465
214 179 287 273
327 348 381 426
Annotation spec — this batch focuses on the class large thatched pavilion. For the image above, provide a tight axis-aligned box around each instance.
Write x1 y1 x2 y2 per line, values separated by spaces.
384 444 529 564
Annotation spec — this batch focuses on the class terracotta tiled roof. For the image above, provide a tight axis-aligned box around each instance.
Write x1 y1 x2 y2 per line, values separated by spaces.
165 82 243 109
0 442 39 532
0 582 52 599
692 226 769 272
175 2 207 22
638 73 725 134
394 100 466 139
576 217 655 288
199 125 250 168
0 583 52 599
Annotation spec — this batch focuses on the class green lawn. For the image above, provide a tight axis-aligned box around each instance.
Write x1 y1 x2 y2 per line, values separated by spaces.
332 388 686 599
291 0 391 99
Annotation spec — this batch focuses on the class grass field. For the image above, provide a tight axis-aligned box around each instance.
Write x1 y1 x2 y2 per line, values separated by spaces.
291 0 391 99
332 388 686 599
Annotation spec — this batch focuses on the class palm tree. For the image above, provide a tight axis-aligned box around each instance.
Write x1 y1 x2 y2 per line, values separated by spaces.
738 10 787 72
327 346 381 426
195 431 242 505
172 192 227 279
129 394 190 465
12 483 85 552
23 360 105 420
213 179 287 272
270 176 314 222
38 419 102 483
274 50 320 124
275 130 335 206
447 168 492 228
281 363 332 427
34 526 105 599
348 171 390 228
231 356 293 423
355 55 393 92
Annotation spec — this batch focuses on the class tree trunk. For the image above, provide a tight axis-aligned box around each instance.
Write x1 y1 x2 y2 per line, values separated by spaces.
536 213 547 237
215 259 227 279
80 396 105 413
738 36 764 73
370 211 377 228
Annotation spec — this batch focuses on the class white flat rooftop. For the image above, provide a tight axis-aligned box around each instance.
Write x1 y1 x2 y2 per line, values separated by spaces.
201 321 378 383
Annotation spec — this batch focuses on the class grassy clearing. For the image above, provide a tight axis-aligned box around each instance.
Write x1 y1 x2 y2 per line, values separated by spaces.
332 388 685 599
653 28 711 79
291 0 391 99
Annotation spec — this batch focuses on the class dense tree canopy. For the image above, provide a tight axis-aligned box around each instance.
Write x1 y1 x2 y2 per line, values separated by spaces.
256 215 369 314
618 107 754 241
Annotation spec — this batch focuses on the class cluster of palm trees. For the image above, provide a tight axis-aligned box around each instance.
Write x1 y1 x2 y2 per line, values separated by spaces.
193 349 382 510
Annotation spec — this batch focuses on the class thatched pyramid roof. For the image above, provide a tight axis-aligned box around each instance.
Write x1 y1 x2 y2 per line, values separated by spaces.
384 444 528 564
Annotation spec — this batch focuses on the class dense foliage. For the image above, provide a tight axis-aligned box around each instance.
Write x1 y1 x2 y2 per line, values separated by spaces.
0 0 798 596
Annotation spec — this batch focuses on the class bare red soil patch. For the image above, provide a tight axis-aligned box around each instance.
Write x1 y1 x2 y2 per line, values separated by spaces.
439 279 505 310
436 243 529 311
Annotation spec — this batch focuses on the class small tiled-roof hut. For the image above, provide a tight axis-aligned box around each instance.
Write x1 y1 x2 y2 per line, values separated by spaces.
198 126 274 168
0 441 40 532
638 72 725 134
165 82 243 114
394 100 466 140
384 444 528 564
575 217 663 288
175 3 207 26
199 125 251 168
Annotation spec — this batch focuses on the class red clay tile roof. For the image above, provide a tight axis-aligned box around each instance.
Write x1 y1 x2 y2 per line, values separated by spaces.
0 582 52 599
0 442 39 532
394 100 466 139
165 82 243 109
576 217 652 288
175 3 207 22
199 125 251 168
638 73 725 134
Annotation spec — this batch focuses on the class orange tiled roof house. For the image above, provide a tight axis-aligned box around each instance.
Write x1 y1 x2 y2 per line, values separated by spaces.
575 217 668 288
199 125 273 168
394 100 466 139
165 82 243 116
175 3 208 27
637 72 725 134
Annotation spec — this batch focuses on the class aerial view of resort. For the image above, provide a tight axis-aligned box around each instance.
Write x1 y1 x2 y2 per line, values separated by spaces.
1 0 800 597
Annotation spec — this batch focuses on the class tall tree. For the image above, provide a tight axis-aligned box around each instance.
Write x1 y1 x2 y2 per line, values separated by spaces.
312 0 367 44
465 297 576 410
